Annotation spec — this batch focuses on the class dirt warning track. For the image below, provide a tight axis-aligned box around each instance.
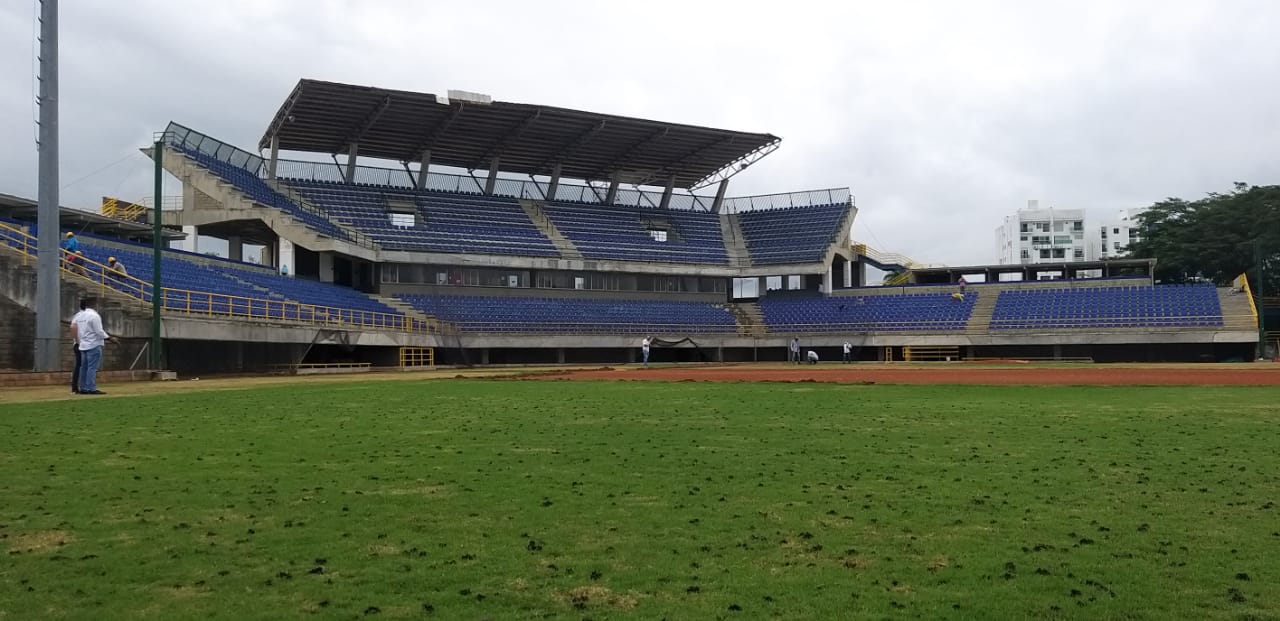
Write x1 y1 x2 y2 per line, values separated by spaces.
531 364 1280 386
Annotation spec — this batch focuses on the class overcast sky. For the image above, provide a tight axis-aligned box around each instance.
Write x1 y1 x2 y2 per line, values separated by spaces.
2 0 1278 264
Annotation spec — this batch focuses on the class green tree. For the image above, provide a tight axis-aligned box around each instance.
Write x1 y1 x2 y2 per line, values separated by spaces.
1128 183 1280 291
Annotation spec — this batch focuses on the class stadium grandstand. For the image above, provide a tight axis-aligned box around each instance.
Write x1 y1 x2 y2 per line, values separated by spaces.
0 79 1262 374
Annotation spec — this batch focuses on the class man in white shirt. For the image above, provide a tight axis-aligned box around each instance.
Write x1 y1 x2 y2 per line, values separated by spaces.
790 337 801 364
842 340 853 363
641 336 652 366
806 350 820 364
72 298 111 395
69 300 87 394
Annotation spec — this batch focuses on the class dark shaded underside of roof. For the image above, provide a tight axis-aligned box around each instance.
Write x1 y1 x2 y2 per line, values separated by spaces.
260 79 780 189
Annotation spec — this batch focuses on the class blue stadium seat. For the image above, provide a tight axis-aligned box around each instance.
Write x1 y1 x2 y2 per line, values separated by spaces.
282 179 559 257
738 204 848 264
395 294 736 334
540 201 728 264
760 292 977 332
989 285 1224 330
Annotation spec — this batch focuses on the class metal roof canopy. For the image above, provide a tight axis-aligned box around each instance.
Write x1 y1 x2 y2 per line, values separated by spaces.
260 79 781 189
0 193 184 241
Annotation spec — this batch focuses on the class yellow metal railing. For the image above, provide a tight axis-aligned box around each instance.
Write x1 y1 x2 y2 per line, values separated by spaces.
903 345 960 362
0 221 431 334
1234 273 1258 327
399 346 435 369
101 197 147 222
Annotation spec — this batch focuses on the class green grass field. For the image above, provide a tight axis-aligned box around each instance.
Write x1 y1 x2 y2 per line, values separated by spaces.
2 379 1278 620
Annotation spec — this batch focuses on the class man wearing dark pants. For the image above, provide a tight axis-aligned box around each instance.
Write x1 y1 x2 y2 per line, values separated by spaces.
69 300 87 394
72 298 111 395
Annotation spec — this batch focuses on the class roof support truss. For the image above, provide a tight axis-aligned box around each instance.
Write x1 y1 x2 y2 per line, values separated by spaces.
404 103 466 162
690 138 781 191
334 94 392 153
470 110 542 170
585 128 669 181
531 120 606 176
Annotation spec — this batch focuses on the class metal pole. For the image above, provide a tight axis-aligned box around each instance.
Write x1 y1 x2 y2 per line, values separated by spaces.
33 0 60 372
1257 239 1266 361
151 139 163 369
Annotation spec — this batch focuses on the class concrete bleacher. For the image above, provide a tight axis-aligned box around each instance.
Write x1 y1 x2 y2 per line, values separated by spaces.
7 219 411 324
395 294 737 334
283 180 560 256
760 291 978 333
990 283 1225 329
738 203 848 264
539 201 728 264
176 146 354 242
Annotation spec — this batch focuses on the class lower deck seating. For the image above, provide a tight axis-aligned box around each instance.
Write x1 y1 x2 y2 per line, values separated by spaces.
990 284 1224 329
761 292 977 332
8 222 412 326
395 294 737 334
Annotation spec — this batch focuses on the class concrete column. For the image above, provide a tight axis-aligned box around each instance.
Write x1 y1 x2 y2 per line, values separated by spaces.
234 341 245 372
604 176 620 205
343 143 358 183
1052 344 1063 361
415 149 431 190
484 158 500 195
267 134 280 180
479 348 490 365
843 259 853 288
227 236 243 262
181 226 199 253
823 264 833 294
278 238 294 276
259 243 274 267
659 175 676 209
545 162 562 202
716 346 724 362
556 348 566 364
711 179 730 213
318 253 334 283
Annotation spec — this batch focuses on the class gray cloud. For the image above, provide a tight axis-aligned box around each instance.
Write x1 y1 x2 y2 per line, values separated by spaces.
2 0 1278 265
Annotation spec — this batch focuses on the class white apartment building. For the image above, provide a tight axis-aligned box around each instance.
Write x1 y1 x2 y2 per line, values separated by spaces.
1096 207 1147 260
996 201 1146 265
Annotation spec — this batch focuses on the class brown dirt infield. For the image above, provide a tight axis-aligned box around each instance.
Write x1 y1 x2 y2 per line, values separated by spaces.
530 363 1280 386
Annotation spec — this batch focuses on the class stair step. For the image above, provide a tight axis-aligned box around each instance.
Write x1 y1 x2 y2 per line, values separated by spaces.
520 201 582 260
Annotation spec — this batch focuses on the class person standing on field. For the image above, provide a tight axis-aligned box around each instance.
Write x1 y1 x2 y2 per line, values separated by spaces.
790 337 801 364
69 300 87 394
641 336 652 366
72 298 111 395
842 340 853 363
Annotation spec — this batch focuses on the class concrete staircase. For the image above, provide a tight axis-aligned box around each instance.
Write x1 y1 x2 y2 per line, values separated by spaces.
225 274 287 300
373 295 441 331
965 290 997 332
728 301 766 336
519 200 582 260
1218 288 1259 333
719 213 751 267
158 146 378 262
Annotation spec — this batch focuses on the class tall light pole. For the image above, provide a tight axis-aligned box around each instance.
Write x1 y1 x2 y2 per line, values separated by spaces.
33 0 60 371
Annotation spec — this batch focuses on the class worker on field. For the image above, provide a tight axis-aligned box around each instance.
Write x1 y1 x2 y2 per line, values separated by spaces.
806 350 820 364
641 335 652 366
62 231 80 254
842 340 853 363
790 337 801 364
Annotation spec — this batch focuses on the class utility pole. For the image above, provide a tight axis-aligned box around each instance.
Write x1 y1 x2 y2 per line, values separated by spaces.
151 138 164 369
33 0 60 372
1257 239 1267 361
